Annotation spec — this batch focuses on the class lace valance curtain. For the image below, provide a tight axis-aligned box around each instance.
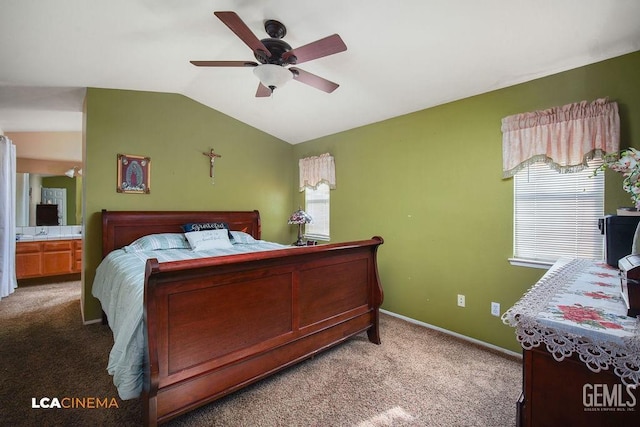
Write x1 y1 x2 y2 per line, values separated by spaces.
299 153 336 191
502 98 620 178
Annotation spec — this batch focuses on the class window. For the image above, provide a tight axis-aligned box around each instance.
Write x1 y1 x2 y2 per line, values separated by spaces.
512 159 604 268
304 182 330 241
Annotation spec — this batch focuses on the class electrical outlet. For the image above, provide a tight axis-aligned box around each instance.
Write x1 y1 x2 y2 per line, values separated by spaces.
457 294 465 307
491 302 501 317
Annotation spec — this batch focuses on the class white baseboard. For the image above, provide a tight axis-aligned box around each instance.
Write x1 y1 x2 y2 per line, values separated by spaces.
380 309 522 359
83 317 102 325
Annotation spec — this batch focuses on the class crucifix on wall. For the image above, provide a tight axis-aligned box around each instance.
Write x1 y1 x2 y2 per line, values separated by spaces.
202 148 222 183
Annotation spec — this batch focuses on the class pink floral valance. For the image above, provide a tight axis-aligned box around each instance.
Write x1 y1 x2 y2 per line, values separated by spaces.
299 153 336 191
502 98 620 178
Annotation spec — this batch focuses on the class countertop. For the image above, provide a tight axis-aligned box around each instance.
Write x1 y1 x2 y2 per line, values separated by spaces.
16 234 82 242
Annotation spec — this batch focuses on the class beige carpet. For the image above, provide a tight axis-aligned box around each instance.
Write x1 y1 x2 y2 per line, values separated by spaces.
0 280 522 426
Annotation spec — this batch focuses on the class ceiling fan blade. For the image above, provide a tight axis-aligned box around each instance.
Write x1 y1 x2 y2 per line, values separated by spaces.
290 67 339 93
255 83 272 97
190 60 258 67
214 11 271 58
282 34 346 65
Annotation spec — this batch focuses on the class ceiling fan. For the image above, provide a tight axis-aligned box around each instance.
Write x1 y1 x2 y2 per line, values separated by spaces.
190 11 347 97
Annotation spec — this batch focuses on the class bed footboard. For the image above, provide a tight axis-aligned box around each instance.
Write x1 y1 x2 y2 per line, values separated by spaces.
143 237 384 426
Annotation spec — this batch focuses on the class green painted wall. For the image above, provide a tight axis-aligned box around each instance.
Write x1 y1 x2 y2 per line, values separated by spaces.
292 51 640 352
81 52 640 352
82 89 294 321
75 176 82 224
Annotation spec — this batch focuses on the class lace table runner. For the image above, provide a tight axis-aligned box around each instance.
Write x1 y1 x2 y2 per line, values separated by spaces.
502 258 640 386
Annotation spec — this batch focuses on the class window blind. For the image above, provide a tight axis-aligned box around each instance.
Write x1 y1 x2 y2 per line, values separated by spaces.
305 183 330 240
513 160 604 263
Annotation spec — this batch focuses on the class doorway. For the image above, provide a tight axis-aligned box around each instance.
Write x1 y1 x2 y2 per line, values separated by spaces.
41 187 67 226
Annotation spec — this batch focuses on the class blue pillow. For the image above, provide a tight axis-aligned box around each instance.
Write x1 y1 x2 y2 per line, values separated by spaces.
230 230 257 244
123 233 190 253
182 222 232 239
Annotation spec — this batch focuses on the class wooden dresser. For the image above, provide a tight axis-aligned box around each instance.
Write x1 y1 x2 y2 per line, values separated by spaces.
16 239 82 279
504 259 640 427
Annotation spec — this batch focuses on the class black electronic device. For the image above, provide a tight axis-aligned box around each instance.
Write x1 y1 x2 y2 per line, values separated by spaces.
598 214 640 267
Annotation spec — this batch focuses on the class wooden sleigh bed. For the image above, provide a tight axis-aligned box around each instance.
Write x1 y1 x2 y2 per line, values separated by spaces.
99 210 384 426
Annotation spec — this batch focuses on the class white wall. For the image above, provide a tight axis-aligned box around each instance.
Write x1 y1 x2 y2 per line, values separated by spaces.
16 173 29 226
28 174 42 226
7 131 81 162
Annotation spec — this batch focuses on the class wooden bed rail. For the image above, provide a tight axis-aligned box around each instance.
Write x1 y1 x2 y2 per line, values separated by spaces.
142 237 384 426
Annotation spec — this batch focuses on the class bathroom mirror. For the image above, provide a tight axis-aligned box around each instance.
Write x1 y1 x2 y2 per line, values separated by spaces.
16 172 82 226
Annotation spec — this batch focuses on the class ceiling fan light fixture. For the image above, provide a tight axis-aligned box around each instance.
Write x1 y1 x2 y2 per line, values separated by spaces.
253 64 292 92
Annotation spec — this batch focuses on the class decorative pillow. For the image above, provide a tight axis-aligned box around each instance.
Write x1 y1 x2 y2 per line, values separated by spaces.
185 229 233 251
123 233 190 253
230 230 257 244
181 222 232 239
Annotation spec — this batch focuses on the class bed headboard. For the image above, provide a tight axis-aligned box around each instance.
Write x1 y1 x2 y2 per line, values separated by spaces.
101 210 261 257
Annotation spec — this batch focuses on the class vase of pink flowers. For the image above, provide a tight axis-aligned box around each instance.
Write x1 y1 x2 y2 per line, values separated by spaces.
596 148 640 211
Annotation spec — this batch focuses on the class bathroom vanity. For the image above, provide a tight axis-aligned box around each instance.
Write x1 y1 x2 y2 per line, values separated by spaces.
15 227 82 279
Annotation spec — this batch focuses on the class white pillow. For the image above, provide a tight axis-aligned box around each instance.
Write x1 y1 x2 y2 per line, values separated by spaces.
185 229 233 251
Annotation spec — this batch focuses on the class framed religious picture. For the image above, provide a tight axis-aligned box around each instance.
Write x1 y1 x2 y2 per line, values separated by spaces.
117 153 151 194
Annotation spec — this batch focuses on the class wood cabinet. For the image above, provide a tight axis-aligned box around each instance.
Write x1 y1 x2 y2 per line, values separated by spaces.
36 204 59 226
507 259 640 427
519 347 640 427
16 239 82 279
15 242 42 278
73 240 82 272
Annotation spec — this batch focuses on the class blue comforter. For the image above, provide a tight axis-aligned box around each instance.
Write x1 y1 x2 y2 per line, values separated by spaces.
92 240 288 400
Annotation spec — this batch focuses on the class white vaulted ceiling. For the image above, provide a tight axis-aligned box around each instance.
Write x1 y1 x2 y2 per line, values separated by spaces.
1 0 639 145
